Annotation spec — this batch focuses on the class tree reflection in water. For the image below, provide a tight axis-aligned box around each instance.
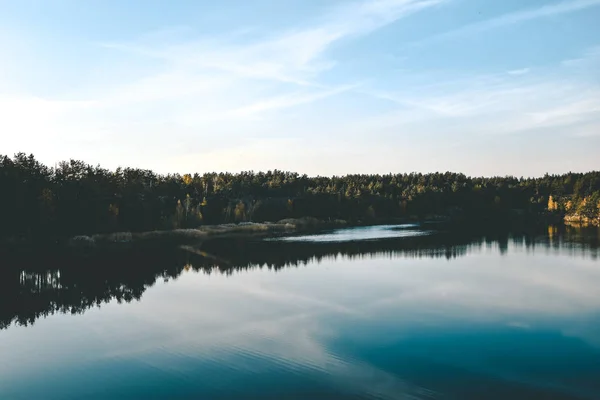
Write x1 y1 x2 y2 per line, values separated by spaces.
1 225 598 330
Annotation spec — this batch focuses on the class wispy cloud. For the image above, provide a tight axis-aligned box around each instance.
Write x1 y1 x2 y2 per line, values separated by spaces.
1 0 446 171
81 1 445 124
412 0 600 46
103 0 446 87
527 98 600 129
1 0 598 176
228 84 358 118
369 83 600 135
507 68 530 76
561 45 600 68
357 46 600 137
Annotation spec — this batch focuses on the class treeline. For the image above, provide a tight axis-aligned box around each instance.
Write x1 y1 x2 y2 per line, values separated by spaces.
1 153 600 241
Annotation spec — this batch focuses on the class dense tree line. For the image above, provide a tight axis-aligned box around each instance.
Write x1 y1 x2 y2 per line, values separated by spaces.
1 153 599 242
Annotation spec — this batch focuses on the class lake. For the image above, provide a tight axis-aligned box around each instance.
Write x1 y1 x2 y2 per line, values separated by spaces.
1 224 600 399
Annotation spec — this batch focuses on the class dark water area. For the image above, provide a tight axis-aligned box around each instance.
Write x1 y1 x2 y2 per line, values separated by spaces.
1 224 600 399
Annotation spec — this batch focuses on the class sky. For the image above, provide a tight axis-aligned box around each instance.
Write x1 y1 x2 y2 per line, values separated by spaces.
0 0 599 177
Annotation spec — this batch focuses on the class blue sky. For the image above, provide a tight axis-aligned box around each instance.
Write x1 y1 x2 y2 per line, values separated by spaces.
1 0 599 176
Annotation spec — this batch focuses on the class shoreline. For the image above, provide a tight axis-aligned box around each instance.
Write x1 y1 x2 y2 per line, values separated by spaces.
67 218 350 250
3 212 597 254
564 214 600 227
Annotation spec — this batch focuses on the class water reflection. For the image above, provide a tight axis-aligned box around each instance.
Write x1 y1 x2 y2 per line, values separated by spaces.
1 225 597 331
1 224 600 399
268 224 428 242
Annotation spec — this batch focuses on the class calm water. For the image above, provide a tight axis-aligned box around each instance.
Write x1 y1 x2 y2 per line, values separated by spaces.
1 225 600 399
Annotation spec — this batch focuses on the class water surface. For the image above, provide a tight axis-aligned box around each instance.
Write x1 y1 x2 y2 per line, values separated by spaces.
1 225 600 399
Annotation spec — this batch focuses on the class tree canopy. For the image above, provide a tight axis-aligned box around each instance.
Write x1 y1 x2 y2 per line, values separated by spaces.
1 152 599 242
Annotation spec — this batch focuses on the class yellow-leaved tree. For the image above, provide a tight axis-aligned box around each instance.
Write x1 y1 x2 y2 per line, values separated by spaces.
547 196 558 211
565 200 573 211
234 201 246 222
182 174 193 186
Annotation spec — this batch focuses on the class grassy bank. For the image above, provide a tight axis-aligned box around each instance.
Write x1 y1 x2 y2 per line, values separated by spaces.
66 218 349 250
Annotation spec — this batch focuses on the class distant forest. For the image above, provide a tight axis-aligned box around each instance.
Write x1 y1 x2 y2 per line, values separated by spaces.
1 153 599 242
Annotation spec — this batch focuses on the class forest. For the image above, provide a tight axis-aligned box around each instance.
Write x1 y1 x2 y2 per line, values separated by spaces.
1 152 599 243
